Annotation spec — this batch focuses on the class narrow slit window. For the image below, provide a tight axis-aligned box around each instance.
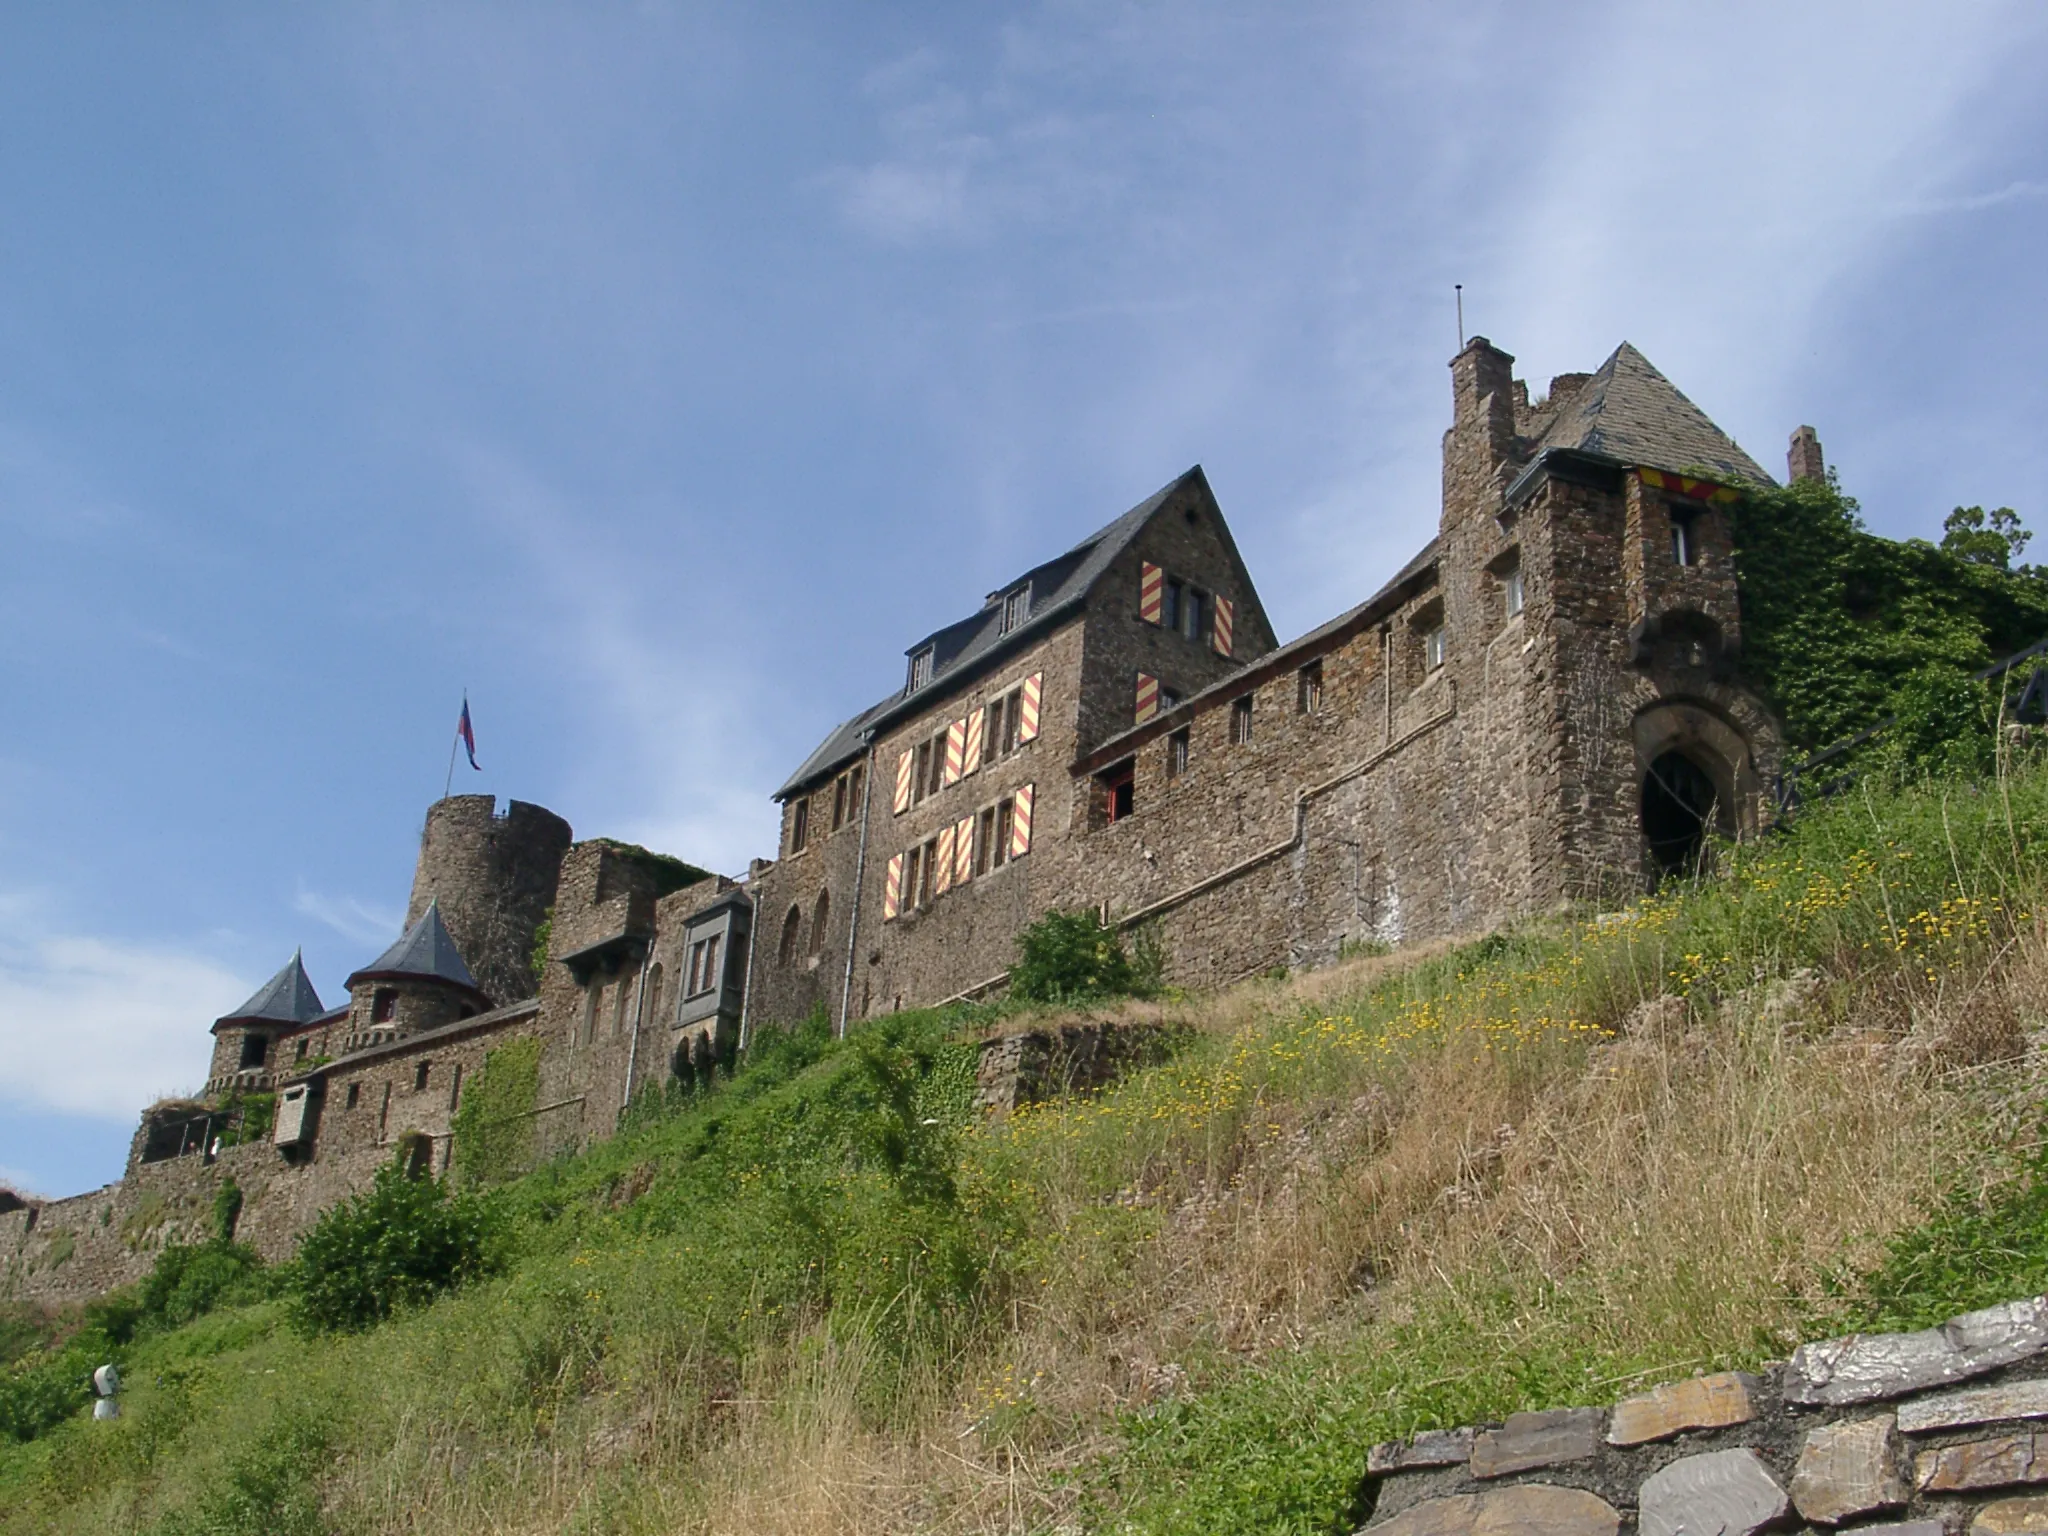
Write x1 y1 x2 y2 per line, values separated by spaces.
1423 626 1447 672
1298 660 1323 714
1167 727 1190 780
789 797 810 853
1671 512 1697 567
1504 562 1525 617
992 799 1014 869
975 806 997 874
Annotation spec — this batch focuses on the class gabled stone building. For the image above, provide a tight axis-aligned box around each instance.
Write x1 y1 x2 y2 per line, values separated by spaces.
4 332 1812 1305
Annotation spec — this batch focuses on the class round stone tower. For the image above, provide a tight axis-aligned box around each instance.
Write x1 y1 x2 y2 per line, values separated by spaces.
406 795 573 1007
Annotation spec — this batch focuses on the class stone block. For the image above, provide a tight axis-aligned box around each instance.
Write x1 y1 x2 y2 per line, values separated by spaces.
1976 1497 2048 1533
1637 1448 1788 1536
1608 1372 1756 1446
1790 1414 1906 1523
1368 1426 1476 1473
1837 1524 1944 1536
1362 1484 1620 1535
1899 1379 2048 1434
1915 1429 2048 1492
1469 1407 1604 1479
1786 1297 2048 1407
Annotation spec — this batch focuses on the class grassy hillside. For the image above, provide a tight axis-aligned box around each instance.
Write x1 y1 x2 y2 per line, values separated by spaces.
11 760 2048 1534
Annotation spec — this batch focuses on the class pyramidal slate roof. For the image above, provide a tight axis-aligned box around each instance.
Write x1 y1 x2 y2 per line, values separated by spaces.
345 900 482 995
1526 342 1774 489
775 467 1209 799
216 949 324 1028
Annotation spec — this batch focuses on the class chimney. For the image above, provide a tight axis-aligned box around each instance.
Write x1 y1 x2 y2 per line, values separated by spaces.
1450 337 1517 462
1547 373 1591 410
1787 425 1826 484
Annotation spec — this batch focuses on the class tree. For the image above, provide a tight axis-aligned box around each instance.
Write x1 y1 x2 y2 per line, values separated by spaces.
1941 505 2031 571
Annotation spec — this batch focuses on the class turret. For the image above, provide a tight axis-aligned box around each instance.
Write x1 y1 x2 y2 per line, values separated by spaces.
206 950 324 1095
339 899 492 1050
407 796 572 1007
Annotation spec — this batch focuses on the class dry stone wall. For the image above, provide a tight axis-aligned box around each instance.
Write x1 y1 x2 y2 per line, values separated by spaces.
1357 1295 2048 1534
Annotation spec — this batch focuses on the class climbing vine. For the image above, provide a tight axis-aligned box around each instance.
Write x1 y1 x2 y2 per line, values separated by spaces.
449 1036 543 1188
1731 476 2048 756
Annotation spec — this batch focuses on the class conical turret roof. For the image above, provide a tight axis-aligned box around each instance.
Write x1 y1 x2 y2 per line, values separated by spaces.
344 899 484 996
215 950 325 1029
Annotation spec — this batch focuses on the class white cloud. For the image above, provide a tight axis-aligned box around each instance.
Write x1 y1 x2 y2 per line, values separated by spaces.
292 887 404 948
0 905 248 1121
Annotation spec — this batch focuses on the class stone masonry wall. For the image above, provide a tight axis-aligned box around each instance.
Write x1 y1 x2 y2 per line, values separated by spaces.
407 795 572 1007
1356 1293 2048 1536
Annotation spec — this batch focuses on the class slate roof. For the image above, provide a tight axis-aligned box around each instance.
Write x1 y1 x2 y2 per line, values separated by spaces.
775 467 1207 799
1518 342 1774 494
344 899 483 996
215 950 325 1028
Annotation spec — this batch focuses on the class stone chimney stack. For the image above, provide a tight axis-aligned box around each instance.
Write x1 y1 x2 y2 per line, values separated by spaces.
1787 425 1826 485
1450 337 1519 466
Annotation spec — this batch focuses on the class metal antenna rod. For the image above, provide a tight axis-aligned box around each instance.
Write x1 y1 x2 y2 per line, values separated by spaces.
1455 284 1464 348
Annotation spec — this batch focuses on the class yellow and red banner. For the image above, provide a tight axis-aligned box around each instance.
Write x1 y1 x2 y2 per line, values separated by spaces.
1638 466 1741 504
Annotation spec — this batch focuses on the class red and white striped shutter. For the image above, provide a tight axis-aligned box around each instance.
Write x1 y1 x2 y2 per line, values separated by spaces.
953 815 976 884
892 750 914 814
883 853 903 920
962 707 984 775
1135 672 1160 723
943 718 967 786
1212 596 1235 657
1010 784 1034 858
1140 561 1164 624
1017 673 1043 742
934 824 955 894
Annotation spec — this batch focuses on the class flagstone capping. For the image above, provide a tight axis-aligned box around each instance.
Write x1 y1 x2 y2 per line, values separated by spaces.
1785 1297 2048 1408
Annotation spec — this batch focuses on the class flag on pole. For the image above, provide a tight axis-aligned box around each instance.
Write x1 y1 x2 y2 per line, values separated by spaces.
457 697 481 770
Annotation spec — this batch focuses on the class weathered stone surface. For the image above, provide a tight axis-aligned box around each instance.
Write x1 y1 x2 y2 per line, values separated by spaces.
1838 1523 1944 1536
1975 1496 2048 1533
1637 1448 1789 1536
1915 1428 2048 1492
1363 1484 1620 1535
1785 1297 2048 1407
1790 1414 1906 1523
1899 1378 2048 1434
1368 1426 1476 1473
1608 1372 1756 1446
1469 1407 1603 1479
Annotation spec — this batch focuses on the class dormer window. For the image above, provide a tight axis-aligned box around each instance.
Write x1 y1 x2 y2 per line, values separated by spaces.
1000 584 1031 635
907 646 935 692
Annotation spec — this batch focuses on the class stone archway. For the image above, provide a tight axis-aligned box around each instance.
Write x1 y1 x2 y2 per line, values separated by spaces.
1642 750 1719 874
1633 698 1761 881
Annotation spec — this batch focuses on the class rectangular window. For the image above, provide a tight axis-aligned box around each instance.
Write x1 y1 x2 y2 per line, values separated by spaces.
346 1082 360 1110
912 738 935 804
701 934 722 994
1230 694 1253 745
1159 686 1181 711
1504 563 1525 618
902 844 923 909
831 775 848 832
1001 583 1031 634
1424 626 1447 671
414 1061 430 1091
975 806 997 875
993 799 1014 869
1162 578 1183 632
686 939 705 995
908 646 934 692
239 1033 267 1070
1671 513 1696 567
1181 587 1206 642
1298 660 1323 714
373 988 397 1024
986 689 1023 762
1097 760 1135 825
917 838 939 906
1167 726 1190 779
790 797 810 853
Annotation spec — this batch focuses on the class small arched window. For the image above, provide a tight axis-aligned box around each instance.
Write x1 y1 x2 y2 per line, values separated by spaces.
779 905 802 966
809 890 830 960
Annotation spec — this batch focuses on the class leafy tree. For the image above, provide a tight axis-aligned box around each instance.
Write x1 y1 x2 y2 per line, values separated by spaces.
288 1161 499 1334
1010 908 1142 1004
1942 505 2030 571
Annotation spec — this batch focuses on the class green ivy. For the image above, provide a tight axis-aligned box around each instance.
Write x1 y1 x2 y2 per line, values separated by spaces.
1731 478 2048 756
450 1036 543 1187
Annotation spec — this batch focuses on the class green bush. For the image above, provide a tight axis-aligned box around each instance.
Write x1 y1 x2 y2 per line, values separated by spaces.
1010 908 1143 1003
147 1415 330 1536
289 1162 500 1334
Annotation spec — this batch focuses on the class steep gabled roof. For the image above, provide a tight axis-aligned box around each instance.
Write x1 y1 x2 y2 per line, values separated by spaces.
214 950 324 1030
775 466 1209 799
344 899 483 997
1525 342 1774 489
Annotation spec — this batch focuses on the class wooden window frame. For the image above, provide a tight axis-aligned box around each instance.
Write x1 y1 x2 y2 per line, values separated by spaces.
1167 726 1190 780
907 646 935 692
1000 583 1031 634
1230 694 1253 746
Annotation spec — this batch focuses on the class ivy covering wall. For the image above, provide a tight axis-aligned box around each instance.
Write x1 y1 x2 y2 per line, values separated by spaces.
1731 478 2048 756
449 1036 543 1188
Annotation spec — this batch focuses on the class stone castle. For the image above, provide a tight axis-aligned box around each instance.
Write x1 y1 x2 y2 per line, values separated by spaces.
1 335 1818 1303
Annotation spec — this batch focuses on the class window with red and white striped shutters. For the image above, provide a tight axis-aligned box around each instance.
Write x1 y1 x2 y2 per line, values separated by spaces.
961 708 984 775
953 815 975 884
1140 561 1164 624
892 750 914 814
1213 596 1235 657
943 718 967 786
1010 784 1034 858
934 824 956 894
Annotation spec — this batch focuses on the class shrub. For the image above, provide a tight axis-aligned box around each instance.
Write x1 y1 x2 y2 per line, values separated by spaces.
289 1162 500 1334
1010 908 1143 1003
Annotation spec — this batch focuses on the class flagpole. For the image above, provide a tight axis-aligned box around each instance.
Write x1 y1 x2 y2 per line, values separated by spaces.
443 690 463 801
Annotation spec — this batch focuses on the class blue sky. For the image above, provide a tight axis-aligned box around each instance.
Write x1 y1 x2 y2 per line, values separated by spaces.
2 2 2044 1199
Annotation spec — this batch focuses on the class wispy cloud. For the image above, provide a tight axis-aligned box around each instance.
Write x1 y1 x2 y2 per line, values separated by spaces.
292 887 404 949
1898 179 2048 216
0 897 246 1121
